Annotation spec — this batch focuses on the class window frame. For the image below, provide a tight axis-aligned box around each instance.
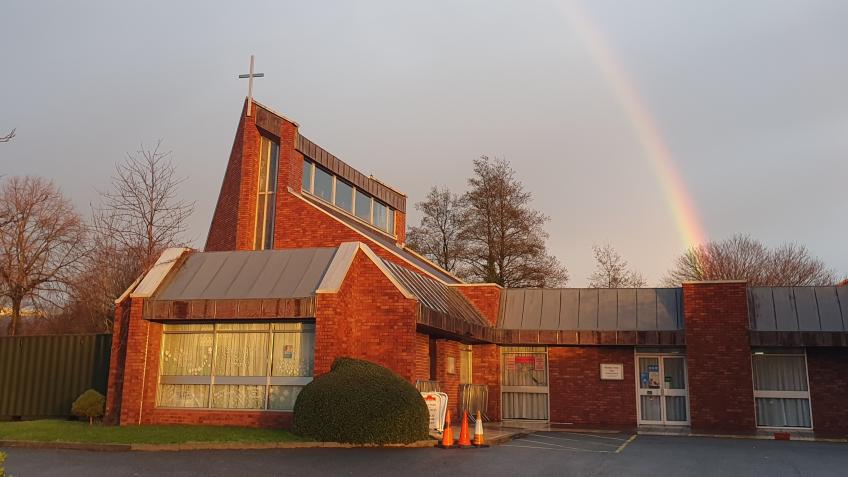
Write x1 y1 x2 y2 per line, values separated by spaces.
300 160 397 237
253 136 279 250
302 160 315 193
751 351 813 430
334 177 354 213
157 322 315 412
311 164 334 203
459 344 473 385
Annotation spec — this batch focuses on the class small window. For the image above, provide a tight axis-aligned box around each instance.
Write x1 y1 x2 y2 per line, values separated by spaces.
313 166 333 203
460 344 472 385
302 160 314 192
373 200 388 231
335 180 353 213
355 189 371 222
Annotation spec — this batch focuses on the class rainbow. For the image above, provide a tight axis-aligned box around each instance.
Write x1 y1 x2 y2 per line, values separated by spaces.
555 1 708 248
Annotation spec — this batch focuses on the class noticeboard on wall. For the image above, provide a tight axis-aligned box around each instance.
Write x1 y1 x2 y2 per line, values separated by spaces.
600 363 624 380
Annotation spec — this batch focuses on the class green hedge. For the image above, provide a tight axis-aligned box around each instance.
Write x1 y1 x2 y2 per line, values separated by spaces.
71 389 105 425
293 358 429 444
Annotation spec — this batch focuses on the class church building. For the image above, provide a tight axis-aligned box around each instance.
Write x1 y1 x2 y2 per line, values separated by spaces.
105 97 848 436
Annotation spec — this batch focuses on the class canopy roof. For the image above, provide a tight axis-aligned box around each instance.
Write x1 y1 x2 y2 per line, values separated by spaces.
498 288 684 331
155 248 338 300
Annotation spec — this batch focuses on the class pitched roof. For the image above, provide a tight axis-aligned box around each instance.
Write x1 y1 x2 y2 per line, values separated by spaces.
154 248 338 300
380 259 488 327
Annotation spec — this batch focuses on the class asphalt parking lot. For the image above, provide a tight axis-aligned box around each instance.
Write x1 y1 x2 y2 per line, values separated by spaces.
502 430 636 453
4 433 848 476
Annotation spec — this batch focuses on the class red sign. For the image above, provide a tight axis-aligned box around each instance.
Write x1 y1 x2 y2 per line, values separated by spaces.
515 356 535 365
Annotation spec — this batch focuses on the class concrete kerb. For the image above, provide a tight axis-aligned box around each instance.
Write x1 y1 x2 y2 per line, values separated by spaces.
0 439 438 452
431 423 530 446
635 429 848 444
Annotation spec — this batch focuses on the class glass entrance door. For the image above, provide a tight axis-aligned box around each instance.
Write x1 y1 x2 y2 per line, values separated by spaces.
636 355 689 425
501 347 549 420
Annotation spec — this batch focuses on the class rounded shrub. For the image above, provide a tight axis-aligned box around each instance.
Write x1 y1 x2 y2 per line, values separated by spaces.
71 389 105 425
293 357 429 444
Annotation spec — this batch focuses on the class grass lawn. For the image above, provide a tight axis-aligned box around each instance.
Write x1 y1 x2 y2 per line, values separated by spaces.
0 420 305 445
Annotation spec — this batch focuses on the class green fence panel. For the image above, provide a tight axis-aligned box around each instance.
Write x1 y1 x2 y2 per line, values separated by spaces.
0 334 111 419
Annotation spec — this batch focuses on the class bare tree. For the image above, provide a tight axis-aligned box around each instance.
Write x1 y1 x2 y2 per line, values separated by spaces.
461 156 568 287
406 186 467 273
84 141 193 328
0 129 14 143
63 238 141 332
0 176 89 335
664 234 836 286
588 243 647 288
94 140 194 271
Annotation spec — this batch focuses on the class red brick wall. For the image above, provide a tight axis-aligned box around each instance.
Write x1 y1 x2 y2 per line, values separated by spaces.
395 211 406 245
113 297 296 428
548 346 636 427
104 299 130 424
116 298 161 425
275 190 448 281
414 333 431 382
203 101 445 291
453 285 502 326
206 100 300 252
472 344 501 421
807 347 848 436
683 281 755 432
314 251 419 380
435 339 461 417
143 409 293 428
206 100 255 251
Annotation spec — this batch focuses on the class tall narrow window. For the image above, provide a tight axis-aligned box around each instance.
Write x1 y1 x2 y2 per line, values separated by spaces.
334 179 353 213
254 136 279 250
355 189 372 222
753 352 812 428
302 160 314 192
313 166 333 203
459 344 473 385
373 200 388 231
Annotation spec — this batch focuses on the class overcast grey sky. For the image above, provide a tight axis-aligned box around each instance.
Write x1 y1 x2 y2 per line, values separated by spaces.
2 0 846 286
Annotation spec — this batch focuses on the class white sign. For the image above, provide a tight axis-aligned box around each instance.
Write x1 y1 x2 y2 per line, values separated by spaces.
421 392 449 432
600 363 624 380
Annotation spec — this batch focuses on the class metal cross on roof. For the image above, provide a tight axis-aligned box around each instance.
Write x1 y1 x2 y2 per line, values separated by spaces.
239 55 264 116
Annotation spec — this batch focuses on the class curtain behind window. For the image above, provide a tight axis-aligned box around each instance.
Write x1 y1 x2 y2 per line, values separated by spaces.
753 354 811 428
214 332 269 377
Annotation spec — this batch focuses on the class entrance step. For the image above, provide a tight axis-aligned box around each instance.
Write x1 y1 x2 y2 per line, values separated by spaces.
637 425 691 436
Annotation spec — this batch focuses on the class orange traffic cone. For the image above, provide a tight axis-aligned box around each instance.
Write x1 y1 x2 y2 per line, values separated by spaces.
473 410 489 447
438 410 453 449
457 410 472 447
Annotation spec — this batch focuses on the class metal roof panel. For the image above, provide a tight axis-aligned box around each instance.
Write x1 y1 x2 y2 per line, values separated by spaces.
154 248 337 300
815 287 844 332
